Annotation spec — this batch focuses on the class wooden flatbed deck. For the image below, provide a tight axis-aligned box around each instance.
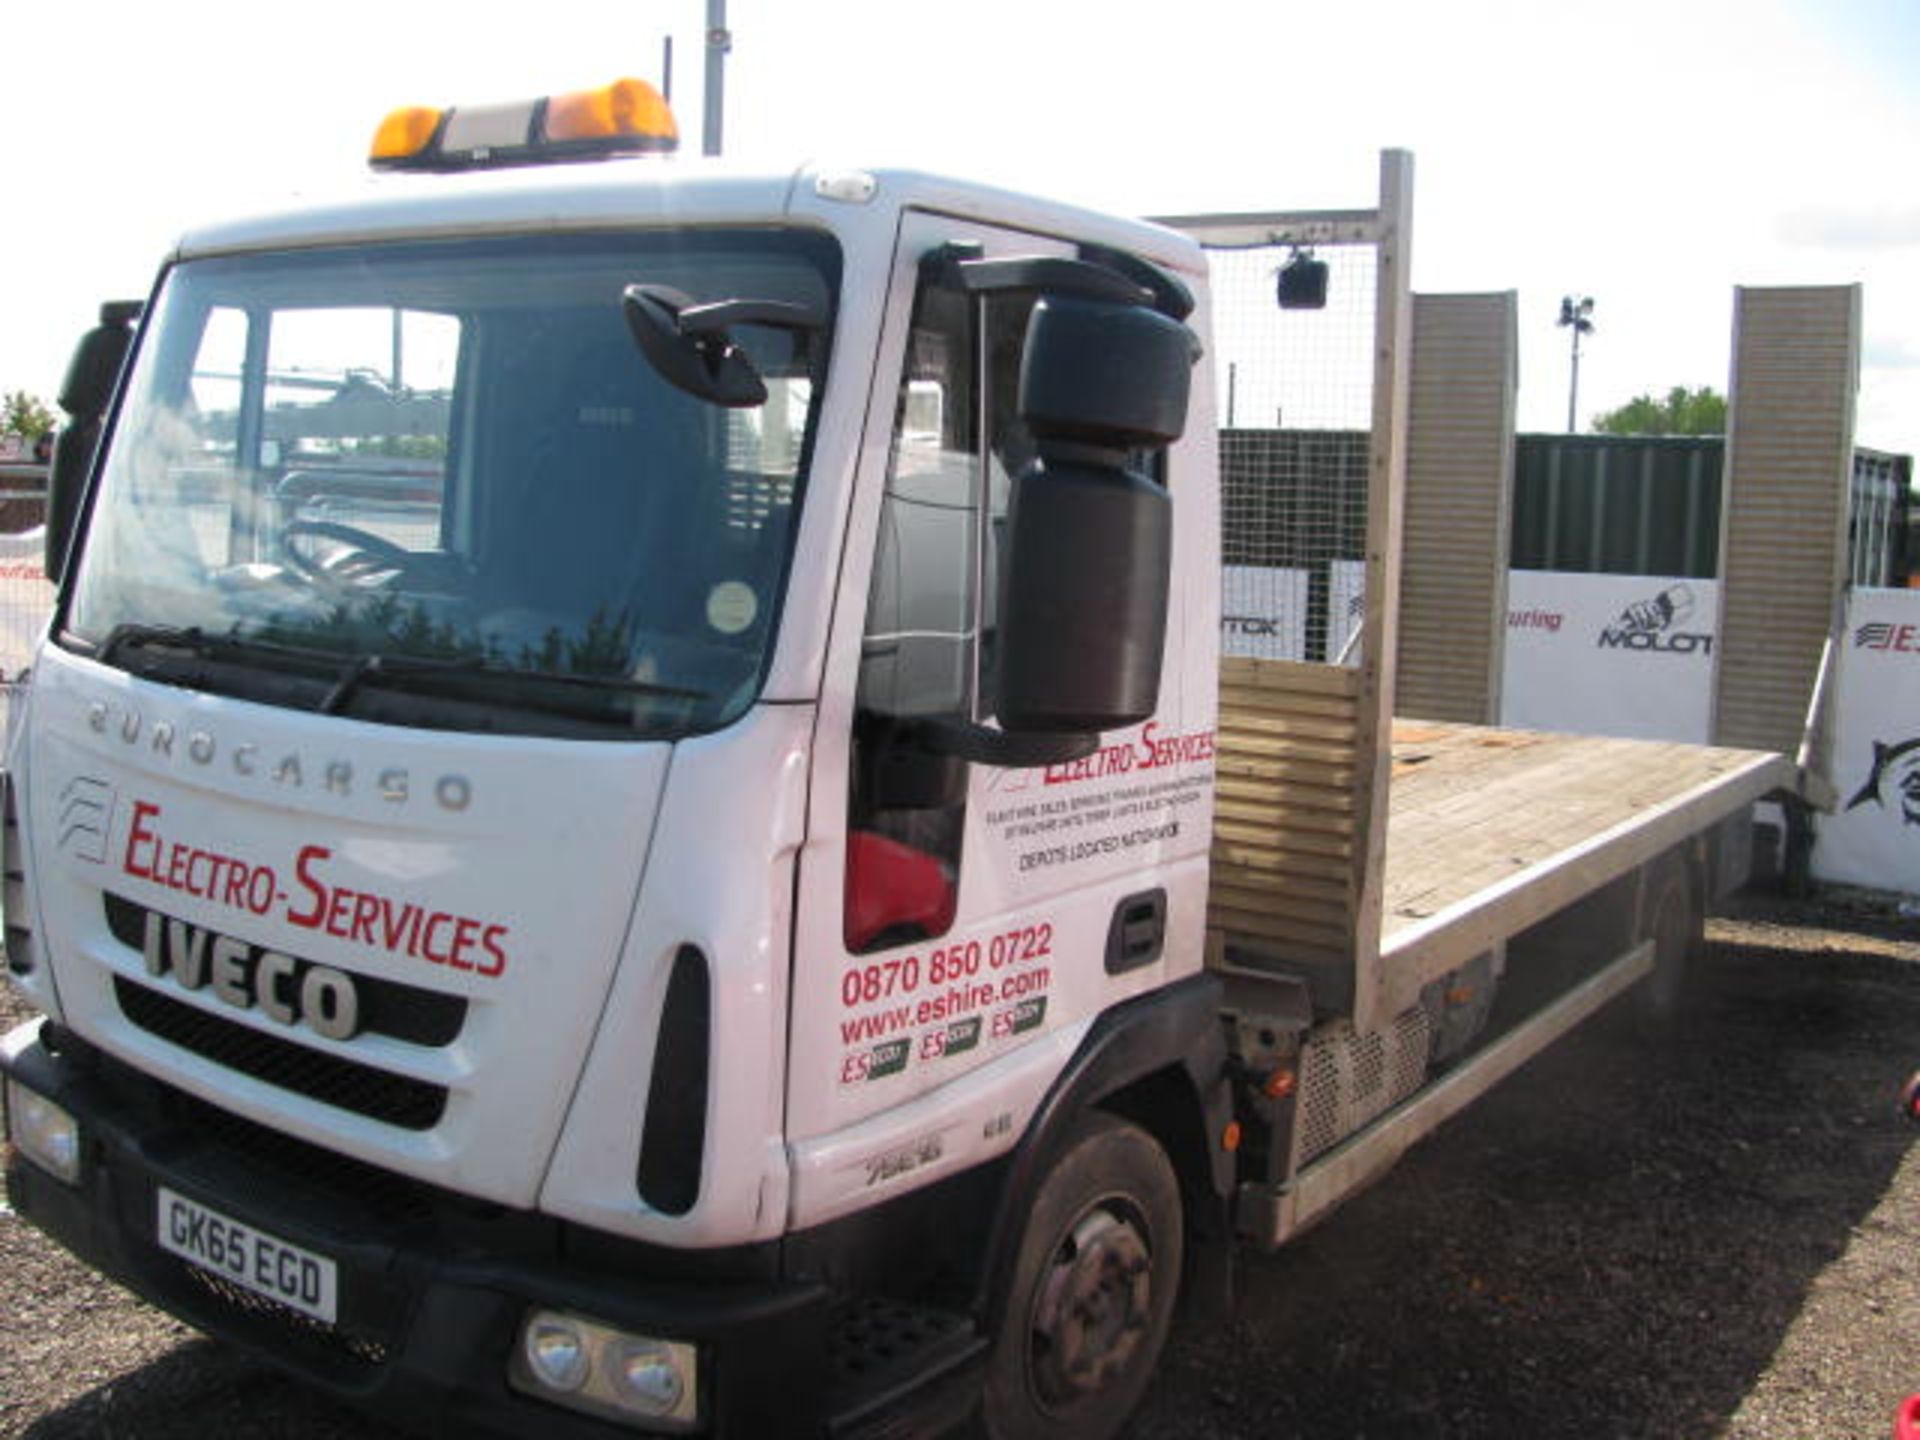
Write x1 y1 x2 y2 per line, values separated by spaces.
1377 720 1794 1005
1209 657 1801 1025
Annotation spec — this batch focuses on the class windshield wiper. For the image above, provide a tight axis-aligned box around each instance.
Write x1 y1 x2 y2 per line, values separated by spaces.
93 622 337 674
90 623 713 725
319 653 711 719
319 650 486 715
93 622 218 665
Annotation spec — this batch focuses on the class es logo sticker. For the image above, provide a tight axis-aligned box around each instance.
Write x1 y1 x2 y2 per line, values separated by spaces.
920 1015 982 1063
991 995 1048 1040
841 1037 911 1085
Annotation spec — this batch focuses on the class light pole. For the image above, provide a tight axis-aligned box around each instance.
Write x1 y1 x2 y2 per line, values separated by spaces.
1558 295 1594 433
703 0 729 157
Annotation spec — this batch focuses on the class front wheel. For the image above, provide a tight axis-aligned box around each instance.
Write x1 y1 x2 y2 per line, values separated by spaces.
980 1112 1182 1440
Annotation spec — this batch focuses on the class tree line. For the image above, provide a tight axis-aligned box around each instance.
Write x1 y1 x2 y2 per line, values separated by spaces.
1591 385 1726 437
3 391 55 441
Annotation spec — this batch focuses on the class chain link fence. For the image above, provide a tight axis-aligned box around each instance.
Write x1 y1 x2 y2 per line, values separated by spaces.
0 468 53 739
1205 243 1378 664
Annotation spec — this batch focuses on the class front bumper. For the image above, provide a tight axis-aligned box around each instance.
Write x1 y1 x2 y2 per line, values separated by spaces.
2 1019 832 1438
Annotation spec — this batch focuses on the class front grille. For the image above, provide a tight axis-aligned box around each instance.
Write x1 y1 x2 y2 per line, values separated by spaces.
4 770 32 975
155 1077 442 1227
116 977 448 1129
171 1259 393 1373
104 893 467 1047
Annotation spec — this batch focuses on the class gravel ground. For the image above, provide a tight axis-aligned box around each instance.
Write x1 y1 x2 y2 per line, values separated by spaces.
3 890 1917 1439
1128 890 1920 1440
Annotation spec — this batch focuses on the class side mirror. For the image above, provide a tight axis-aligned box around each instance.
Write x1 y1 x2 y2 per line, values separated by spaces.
47 300 141 585
996 295 1191 733
622 284 824 409
1277 249 1329 310
897 256 1196 770
57 302 141 417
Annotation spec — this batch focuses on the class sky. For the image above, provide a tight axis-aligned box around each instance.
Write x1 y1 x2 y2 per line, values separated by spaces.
1 0 1915 461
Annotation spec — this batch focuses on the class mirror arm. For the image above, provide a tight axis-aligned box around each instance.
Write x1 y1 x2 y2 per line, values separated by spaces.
1077 242 1197 321
675 296 825 334
955 255 1153 307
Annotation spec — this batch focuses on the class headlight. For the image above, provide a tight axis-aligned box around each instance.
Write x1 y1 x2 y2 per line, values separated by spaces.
509 1308 699 1430
607 1337 687 1413
5 1076 81 1185
523 1316 591 1393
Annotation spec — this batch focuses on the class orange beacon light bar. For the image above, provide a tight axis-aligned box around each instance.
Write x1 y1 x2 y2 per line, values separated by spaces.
369 78 679 171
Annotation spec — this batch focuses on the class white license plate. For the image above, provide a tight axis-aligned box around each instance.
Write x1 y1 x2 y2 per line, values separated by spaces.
155 1186 339 1324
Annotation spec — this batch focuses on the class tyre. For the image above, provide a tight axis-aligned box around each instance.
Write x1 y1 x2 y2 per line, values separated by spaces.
979 1112 1182 1440
1635 856 1702 1030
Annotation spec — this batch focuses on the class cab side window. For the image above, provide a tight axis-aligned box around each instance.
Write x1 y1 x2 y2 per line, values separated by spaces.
844 266 1032 954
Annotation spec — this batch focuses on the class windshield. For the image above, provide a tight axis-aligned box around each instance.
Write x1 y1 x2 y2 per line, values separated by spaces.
62 229 838 739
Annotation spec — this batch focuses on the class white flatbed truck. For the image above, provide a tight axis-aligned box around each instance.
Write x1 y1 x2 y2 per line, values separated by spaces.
1 82 1800 1439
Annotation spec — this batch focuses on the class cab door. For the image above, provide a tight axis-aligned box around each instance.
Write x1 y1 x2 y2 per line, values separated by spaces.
783 210 1212 1228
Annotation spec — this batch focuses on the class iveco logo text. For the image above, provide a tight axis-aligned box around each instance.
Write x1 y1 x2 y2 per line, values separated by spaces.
87 702 471 812
142 911 360 1042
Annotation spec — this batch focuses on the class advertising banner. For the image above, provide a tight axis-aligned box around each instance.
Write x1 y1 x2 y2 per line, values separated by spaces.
1814 588 1920 897
1500 571 1719 743
1222 565 1308 660
1328 559 1366 662
0 527 53 680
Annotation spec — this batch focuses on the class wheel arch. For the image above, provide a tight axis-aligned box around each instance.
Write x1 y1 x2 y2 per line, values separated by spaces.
973 973 1234 1334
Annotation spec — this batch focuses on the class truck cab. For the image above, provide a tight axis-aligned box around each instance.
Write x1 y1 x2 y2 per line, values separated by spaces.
4 83 1229 1439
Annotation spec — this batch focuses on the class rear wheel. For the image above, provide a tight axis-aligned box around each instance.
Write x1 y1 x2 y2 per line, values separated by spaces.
1636 856 1702 1029
980 1112 1182 1440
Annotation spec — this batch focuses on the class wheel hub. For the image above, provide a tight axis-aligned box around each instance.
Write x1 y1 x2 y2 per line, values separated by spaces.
1030 1206 1154 1405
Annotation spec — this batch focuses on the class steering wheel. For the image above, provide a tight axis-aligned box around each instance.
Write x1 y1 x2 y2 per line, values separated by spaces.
282 519 420 595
